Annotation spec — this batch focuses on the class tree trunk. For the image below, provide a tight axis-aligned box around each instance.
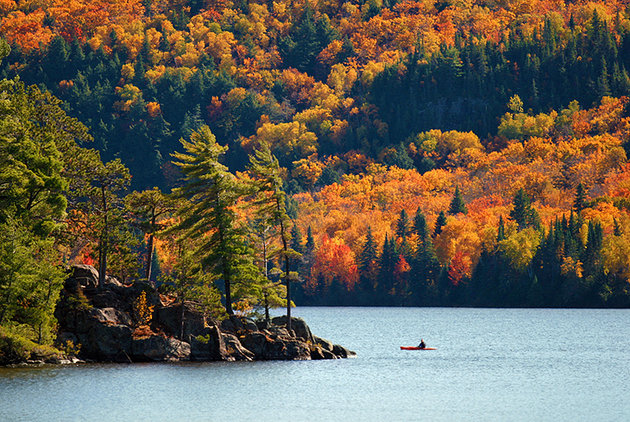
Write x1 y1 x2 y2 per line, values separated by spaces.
146 234 154 283
98 186 108 287
180 297 185 340
224 269 233 315
145 211 156 283
280 220 291 333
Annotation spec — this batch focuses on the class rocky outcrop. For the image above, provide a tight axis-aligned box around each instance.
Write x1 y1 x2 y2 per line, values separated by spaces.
55 265 355 363
131 336 190 362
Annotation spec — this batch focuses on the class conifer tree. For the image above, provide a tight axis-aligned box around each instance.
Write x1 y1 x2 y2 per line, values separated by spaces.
434 211 447 237
510 188 540 230
358 226 379 292
396 209 410 240
248 142 298 330
497 216 506 242
125 187 178 283
573 183 587 214
448 186 467 215
170 126 257 315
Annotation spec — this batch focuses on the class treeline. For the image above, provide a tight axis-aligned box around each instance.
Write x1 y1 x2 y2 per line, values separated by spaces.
1 37 257 189
371 10 630 145
297 187 630 308
4 6 630 191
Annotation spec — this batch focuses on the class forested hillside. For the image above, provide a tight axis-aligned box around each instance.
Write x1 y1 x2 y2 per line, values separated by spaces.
2 0 630 356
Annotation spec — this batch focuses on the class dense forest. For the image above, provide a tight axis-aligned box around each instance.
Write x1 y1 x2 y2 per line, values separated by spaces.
2 0 630 354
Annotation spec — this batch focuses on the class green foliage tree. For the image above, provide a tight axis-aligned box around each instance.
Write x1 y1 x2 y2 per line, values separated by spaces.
573 183 587 214
0 220 65 343
170 126 257 315
159 239 223 338
396 209 410 239
433 211 447 237
248 142 297 329
448 186 467 215
125 188 178 283
510 188 540 231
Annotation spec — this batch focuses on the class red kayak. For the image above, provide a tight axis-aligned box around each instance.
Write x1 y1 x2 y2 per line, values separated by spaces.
400 346 436 350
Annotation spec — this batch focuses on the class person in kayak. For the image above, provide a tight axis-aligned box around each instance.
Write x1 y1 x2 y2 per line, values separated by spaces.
418 339 426 349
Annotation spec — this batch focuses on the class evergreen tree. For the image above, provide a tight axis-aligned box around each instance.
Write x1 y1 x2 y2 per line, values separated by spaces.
448 186 468 215
125 187 178 283
248 142 298 330
510 188 540 230
358 226 379 298
396 209 410 240
377 234 397 303
412 213 441 305
434 211 447 237
170 126 258 315
497 215 506 241
573 183 587 214
413 207 428 238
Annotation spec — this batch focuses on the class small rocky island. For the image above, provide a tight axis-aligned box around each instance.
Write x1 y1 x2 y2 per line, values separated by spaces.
52 265 355 363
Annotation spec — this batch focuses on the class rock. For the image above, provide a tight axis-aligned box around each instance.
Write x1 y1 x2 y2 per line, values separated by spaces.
310 345 325 360
85 324 133 362
241 317 258 332
239 332 267 358
271 316 314 343
222 333 254 361
71 265 99 289
156 302 207 339
265 326 291 338
56 332 78 347
190 325 228 361
219 316 259 334
282 339 311 360
104 276 123 288
89 307 132 326
322 348 337 359
240 332 311 360
314 336 334 352
332 344 356 358
132 336 190 362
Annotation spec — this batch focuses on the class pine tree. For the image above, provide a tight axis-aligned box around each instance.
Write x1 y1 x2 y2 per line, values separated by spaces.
413 207 428 238
497 215 506 242
510 188 540 230
248 142 298 330
358 226 379 293
170 126 258 315
448 186 468 215
396 209 410 239
434 211 447 237
573 183 587 214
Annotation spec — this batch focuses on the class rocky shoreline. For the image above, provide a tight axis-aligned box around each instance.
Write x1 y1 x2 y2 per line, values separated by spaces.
35 265 355 364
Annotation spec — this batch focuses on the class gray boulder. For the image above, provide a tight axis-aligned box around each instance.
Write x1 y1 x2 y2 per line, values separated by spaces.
190 325 228 361
64 264 99 292
332 344 356 358
240 331 312 360
271 316 314 343
84 324 133 361
132 336 190 361
314 336 334 352
156 302 207 339
90 307 132 326
220 316 258 334
222 333 254 361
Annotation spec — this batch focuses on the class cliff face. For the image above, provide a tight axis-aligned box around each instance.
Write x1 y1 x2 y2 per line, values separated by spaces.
55 265 355 362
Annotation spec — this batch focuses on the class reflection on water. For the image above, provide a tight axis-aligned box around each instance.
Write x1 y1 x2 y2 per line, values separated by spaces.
1 307 629 421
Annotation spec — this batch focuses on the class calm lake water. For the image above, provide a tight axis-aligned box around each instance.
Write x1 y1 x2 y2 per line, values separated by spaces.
1 307 629 421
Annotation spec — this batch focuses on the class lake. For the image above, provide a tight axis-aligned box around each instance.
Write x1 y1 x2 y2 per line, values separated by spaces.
1 307 629 421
